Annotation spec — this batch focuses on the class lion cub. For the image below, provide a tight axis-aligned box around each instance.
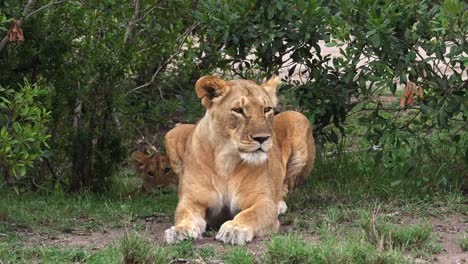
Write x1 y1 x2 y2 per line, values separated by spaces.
164 76 315 245
130 151 177 194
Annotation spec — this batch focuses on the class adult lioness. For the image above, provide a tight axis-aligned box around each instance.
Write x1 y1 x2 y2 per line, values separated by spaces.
165 76 313 245
164 112 315 214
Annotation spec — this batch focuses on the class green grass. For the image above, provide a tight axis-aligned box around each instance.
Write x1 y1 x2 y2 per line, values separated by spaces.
266 234 410 264
458 235 468 252
0 188 177 237
0 243 92 264
0 147 465 263
359 211 442 257
118 232 169 264
224 247 255 264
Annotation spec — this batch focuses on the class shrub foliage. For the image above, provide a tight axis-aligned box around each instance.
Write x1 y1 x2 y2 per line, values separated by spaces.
0 0 465 191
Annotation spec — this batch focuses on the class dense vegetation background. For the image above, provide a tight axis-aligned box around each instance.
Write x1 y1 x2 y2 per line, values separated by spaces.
0 0 466 193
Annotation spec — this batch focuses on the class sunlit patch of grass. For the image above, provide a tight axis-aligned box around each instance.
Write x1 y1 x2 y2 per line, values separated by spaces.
0 189 178 234
224 247 255 264
266 234 410 264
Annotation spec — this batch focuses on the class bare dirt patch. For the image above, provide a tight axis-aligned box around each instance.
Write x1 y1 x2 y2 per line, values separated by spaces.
432 214 468 264
19 227 124 250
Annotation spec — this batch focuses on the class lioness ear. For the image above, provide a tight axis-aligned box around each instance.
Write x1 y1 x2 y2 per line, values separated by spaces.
262 75 281 105
195 76 227 109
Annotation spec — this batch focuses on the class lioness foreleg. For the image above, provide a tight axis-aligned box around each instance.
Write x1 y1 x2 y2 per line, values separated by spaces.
216 197 278 245
165 197 207 244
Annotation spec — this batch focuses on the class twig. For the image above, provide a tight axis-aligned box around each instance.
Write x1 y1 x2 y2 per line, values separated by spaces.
24 0 67 21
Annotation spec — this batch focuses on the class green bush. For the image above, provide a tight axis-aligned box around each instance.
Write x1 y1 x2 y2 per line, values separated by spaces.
0 0 465 191
196 0 467 189
0 80 50 181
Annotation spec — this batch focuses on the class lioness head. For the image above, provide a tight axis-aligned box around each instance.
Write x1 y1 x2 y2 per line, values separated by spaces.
195 76 280 165
131 151 174 188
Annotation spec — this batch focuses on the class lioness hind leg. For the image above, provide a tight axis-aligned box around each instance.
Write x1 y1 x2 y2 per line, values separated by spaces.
165 199 207 244
284 151 308 190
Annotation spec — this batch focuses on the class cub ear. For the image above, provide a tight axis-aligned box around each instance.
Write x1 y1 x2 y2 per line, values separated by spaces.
195 76 227 109
262 75 281 105
131 151 147 167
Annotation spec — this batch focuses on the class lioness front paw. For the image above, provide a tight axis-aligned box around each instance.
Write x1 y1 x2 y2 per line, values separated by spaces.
215 220 254 245
277 200 288 215
165 225 202 244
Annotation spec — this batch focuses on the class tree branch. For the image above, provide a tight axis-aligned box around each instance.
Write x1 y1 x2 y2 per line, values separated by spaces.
0 0 67 53
123 0 141 44
23 0 67 21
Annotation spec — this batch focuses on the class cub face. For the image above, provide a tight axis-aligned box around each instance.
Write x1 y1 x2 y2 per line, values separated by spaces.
195 76 280 165
131 151 174 189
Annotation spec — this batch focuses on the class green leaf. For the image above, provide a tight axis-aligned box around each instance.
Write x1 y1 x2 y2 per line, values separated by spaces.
325 40 337 47
288 64 297 77
370 34 380 48
0 96 10 104
391 180 402 187
465 148 468 163
438 111 448 126
400 72 407 83
20 167 26 177
419 104 432 114
446 99 460 113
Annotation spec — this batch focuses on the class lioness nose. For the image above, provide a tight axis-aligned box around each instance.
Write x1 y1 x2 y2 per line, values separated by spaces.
252 135 270 144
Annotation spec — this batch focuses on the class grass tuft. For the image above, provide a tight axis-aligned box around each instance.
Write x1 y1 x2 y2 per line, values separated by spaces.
224 247 255 264
458 234 468 251
266 234 312 263
359 209 441 256
119 232 167 264
266 234 410 264
169 239 195 259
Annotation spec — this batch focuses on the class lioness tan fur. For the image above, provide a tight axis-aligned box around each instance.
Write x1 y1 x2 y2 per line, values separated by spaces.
130 151 177 194
164 124 195 178
164 112 315 207
164 76 315 245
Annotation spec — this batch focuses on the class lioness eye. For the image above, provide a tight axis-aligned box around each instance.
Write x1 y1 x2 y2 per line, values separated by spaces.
264 107 272 113
232 108 244 114
164 168 171 174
